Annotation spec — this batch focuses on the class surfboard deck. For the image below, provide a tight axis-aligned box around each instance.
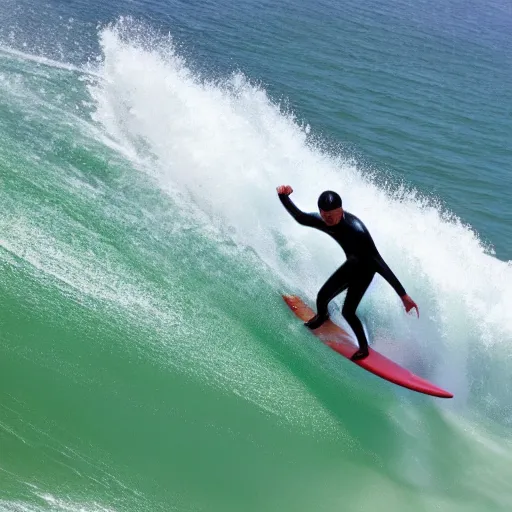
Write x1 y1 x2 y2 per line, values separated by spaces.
283 295 453 399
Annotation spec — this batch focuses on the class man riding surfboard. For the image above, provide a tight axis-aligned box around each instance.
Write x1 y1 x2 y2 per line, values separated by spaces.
277 185 419 361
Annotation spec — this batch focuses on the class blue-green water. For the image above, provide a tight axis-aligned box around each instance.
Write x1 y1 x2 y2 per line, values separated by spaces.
0 1 511 511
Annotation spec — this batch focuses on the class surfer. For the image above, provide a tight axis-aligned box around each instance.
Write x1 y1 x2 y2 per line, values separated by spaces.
277 185 419 361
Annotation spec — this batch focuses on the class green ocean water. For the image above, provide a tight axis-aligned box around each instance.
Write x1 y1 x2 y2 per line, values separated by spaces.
1 1 512 511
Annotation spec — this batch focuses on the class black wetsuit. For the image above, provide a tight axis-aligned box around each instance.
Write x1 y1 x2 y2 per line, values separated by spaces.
279 194 406 354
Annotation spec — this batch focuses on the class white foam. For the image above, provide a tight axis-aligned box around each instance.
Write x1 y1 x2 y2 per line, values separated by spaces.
0 45 101 78
0 497 118 512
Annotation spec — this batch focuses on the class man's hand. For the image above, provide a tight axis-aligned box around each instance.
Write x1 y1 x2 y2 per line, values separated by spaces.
276 185 293 196
401 294 419 318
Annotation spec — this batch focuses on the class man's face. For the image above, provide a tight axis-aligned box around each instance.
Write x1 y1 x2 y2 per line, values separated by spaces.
320 207 343 226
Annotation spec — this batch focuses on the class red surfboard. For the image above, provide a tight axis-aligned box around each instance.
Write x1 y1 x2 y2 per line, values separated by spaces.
283 295 453 399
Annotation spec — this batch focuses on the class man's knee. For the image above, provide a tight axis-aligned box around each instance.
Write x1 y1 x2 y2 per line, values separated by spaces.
342 304 357 321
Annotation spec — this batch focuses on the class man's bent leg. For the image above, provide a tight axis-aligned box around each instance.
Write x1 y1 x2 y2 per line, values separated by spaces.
305 261 354 329
341 271 375 360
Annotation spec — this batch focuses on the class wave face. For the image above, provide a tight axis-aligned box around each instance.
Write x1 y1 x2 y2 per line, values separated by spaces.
0 3 511 512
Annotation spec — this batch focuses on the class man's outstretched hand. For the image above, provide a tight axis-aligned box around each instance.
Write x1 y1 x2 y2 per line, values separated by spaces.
276 185 293 196
401 294 419 318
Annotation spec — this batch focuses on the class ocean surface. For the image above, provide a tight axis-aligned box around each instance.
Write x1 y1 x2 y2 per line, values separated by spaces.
0 0 511 511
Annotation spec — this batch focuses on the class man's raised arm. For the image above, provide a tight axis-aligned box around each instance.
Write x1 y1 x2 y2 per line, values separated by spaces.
277 185 323 228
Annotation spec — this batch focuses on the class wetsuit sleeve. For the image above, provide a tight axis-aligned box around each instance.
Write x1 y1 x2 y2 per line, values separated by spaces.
278 194 324 228
373 254 406 297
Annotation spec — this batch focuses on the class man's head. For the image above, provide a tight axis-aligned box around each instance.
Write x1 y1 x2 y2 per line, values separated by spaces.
317 190 343 226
